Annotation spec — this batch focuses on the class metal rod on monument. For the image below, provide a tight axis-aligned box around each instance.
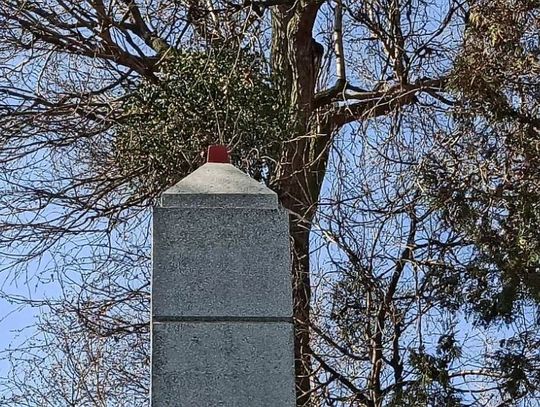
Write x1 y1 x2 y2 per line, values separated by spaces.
151 145 295 406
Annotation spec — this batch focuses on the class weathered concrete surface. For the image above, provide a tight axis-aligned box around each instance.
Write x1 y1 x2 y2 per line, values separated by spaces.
152 322 295 407
152 162 295 407
153 207 291 318
160 163 278 208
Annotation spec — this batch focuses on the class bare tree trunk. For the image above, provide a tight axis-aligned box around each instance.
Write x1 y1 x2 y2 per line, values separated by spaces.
275 136 317 406
275 124 332 406
270 4 323 403
278 143 327 405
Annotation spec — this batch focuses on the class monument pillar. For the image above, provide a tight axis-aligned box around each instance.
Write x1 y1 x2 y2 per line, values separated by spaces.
151 146 295 406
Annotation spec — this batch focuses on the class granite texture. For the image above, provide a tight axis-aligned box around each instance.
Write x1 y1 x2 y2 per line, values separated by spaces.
161 163 277 208
152 207 292 318
152 162 294 407
152 321 295 407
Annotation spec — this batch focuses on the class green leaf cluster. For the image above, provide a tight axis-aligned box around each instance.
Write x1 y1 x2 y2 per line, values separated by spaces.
113 47 288 197
421 0 540 323
498 336 540 399
391 337 463 407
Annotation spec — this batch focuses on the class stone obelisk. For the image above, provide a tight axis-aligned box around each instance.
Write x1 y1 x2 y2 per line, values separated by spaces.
151 146 295 406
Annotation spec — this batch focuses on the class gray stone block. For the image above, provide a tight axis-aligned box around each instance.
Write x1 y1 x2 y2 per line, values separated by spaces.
151 321 295 407
152 163 295 406
161 163 278 209
152 207 292 318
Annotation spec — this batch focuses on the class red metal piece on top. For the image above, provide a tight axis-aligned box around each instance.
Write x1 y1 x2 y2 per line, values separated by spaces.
207 145 230 163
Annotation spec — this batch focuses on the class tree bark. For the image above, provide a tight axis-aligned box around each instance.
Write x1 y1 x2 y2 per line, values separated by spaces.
274 126 332 406
270 3 335 404
277 130 331 406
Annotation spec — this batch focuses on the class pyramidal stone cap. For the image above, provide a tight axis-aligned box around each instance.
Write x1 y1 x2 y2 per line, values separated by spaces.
160 163 278 209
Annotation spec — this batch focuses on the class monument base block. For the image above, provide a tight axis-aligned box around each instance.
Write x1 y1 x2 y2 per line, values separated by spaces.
152 321 295 407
